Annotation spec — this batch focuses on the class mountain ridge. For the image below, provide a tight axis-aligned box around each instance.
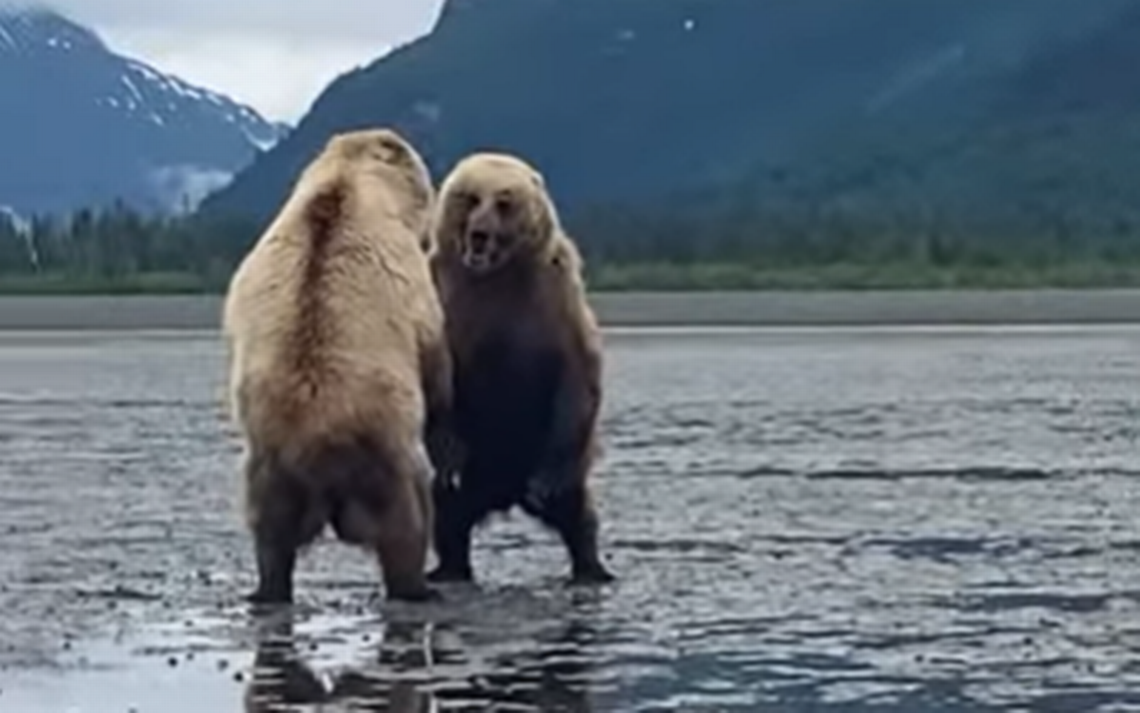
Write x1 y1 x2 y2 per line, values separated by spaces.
201 0 1140 248
0 5 288 217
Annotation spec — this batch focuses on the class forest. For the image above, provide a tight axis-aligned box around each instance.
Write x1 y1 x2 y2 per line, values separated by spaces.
3 193 1140 293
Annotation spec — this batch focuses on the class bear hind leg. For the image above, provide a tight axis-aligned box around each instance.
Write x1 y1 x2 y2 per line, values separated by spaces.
374 477 439 602
426 476 489 583
524 483 614 585
244 450 325 605
329 442 439 603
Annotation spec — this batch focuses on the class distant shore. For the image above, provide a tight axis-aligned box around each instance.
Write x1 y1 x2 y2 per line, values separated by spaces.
1 290 1139 330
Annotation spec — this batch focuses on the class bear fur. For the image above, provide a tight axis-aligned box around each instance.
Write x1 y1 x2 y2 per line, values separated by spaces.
221 127 455 604
426 151 614 585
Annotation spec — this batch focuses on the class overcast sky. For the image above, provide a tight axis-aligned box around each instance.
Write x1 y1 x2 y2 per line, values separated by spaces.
48 1 446 122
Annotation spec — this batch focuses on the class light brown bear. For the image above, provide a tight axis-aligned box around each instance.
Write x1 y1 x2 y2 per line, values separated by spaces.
426 151 614 585
221 127 455 605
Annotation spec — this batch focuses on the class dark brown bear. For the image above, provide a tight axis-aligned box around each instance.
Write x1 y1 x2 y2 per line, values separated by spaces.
426 151 614 585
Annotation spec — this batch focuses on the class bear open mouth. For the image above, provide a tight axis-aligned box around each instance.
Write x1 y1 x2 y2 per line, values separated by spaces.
467 229 492 255
462 229 506 271
462 251 493 270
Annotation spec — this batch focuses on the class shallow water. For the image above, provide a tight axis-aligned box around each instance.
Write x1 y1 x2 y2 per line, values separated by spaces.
3 326 1140 711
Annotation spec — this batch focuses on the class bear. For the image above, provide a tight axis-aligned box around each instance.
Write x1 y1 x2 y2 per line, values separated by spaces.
425 151 615 586
221 127 456 605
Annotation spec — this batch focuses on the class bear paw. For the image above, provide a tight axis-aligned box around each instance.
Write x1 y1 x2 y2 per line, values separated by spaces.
567 564 616 586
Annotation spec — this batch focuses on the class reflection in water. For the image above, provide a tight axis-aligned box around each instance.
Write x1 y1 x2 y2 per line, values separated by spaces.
243 607 594 712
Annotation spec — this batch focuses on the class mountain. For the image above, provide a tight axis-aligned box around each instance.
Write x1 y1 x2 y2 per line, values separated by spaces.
0 6 287 218
199 0 1140 244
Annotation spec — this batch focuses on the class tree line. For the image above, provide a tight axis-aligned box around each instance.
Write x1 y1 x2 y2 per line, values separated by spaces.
3 192 1140 292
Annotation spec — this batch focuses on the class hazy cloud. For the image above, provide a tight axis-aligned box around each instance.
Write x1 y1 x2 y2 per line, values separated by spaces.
43 0 445 120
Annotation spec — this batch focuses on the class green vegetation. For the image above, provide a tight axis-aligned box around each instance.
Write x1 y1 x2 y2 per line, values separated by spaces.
0 202 245 294
5 200 1140 294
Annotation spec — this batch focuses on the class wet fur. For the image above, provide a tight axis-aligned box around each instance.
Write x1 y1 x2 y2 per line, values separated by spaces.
427 152 614 585
222 128 453 604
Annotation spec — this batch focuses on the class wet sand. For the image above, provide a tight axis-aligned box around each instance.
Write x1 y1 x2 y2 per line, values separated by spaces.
1 289 1140 330
4 327 1140 710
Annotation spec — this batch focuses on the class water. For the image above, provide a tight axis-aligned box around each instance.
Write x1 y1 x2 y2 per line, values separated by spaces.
3 326 1140 711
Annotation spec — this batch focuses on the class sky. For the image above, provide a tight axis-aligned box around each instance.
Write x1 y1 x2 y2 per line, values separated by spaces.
45 1 446 122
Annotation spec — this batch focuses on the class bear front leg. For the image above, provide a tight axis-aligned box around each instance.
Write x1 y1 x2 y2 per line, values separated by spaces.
421 338 463 488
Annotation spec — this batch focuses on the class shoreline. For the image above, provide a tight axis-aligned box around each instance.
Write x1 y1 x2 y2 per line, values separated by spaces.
0 289 1138 330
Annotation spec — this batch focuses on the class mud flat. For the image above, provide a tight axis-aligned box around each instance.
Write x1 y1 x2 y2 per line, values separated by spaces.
5 327 1140 710
1 289 1140 330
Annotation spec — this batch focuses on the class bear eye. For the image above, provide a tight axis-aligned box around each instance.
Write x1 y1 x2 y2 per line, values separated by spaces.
451 191 477 210
494 196 514 215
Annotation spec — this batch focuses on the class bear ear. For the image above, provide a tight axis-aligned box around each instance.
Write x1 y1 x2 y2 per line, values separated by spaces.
529 169 546 190
371 130 413 165
529 192 556 241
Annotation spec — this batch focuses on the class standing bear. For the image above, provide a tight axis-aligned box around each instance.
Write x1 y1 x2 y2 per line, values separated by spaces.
426 151 615 585
222 127 455 604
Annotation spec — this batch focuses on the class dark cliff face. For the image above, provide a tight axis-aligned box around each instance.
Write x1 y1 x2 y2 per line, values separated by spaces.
199 0 1140 233
0 7 286 218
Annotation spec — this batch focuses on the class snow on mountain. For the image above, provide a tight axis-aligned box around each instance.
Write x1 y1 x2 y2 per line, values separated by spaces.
0 5 290 216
